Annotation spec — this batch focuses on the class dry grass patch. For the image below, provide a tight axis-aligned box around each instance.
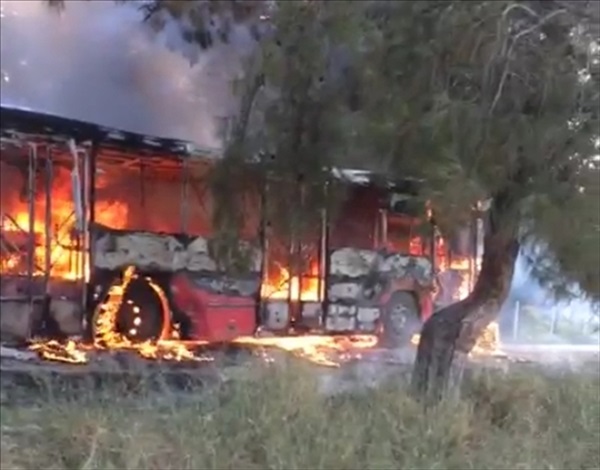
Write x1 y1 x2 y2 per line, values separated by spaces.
1 362 599 470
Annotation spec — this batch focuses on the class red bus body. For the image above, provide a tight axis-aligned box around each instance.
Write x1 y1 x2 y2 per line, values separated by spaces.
0 106 482 345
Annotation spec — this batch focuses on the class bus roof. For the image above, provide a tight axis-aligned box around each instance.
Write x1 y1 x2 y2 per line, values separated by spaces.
0 105 221 160
0 105 422 190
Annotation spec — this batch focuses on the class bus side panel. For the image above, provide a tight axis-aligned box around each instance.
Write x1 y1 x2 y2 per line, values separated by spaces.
326 186 435 333
170 271 259 342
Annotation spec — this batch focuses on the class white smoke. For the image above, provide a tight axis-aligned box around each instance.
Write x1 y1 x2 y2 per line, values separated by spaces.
0 0 254 148
502 249 599 344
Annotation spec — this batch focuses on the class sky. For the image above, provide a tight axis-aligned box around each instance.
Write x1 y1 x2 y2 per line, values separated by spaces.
0 0 255 149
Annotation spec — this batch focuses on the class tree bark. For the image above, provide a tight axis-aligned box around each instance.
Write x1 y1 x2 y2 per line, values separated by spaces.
411 194 520 402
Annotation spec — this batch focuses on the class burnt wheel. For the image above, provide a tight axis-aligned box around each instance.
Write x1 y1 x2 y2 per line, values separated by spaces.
93 274 171 344
380 291 421 348
116 279 160 341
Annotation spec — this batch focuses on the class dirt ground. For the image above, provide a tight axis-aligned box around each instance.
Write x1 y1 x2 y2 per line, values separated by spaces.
1 341 597 405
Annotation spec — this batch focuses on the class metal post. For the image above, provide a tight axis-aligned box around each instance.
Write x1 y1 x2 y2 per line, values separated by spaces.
476 213 484 272
80 147 89 285
257 179 268 321
381 209 388 247
88 142 97 272
74 148 82 281
83 142 98 340
319 206 327 302
288 179 299 328
44 148 53 283
512 300 520 341
38 147 53 337
27 144 37 296
321 182 332 327
288 229 295 305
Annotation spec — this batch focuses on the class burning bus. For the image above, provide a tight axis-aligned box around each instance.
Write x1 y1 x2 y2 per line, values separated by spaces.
0 106 483 350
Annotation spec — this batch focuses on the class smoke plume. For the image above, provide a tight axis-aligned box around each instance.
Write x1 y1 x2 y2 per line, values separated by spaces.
0 0 254 148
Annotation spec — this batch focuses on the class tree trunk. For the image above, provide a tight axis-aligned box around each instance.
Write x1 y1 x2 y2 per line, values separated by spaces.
411 195 520 402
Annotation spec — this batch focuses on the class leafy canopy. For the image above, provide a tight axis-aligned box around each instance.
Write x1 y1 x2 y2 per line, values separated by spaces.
353 1 599 300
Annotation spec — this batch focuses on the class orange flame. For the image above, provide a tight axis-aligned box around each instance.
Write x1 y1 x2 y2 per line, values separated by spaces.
90 266 206 362
29 339 90 364
233 334 378 367
1 167 127 280
411 321 501 356
29 265 374 366
261 261 324 302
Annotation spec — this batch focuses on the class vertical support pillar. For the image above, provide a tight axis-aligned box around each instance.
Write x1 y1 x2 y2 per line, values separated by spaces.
288 228 295 306
80 147 89 303
83 142 98 340
426 202 435 271
321 180 332 328
318 207 327 303
88 142 97 272
44 148 53 284
380 209 388 247
257 179 268 325
26 144 37 298
289 177 305 327
38 146 54 337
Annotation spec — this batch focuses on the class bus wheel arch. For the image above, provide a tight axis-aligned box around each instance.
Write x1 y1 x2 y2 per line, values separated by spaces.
379 291 422 348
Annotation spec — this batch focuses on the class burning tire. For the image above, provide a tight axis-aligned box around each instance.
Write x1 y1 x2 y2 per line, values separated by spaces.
116 276 170 342
92 270 172 345
380 291 421 348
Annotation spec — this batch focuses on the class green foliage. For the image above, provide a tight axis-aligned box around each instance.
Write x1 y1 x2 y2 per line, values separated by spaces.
252 1 361 234
206 62 265 274
207 1 364 270
355 0 600 300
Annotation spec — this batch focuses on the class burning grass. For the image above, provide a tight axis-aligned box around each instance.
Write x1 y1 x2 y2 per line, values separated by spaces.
1 362 598 470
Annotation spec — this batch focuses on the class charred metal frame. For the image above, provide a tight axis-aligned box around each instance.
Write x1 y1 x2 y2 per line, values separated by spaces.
82 147 216 340
320 181 332 329
0 139 90 306
0 143 44 301
44 149 52 291
262 179 329 304
27 144 36 291
0 106 224 341
258 179 268 322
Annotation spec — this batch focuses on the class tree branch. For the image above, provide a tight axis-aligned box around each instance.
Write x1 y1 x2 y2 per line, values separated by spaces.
489 8 567 115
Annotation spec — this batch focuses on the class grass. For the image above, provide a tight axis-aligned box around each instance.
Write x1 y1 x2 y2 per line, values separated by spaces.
1 361 599 470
